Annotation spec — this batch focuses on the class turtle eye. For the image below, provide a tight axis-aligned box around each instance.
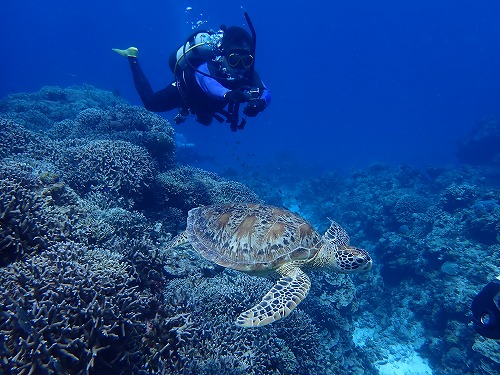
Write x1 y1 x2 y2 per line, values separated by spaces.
355 256 366 265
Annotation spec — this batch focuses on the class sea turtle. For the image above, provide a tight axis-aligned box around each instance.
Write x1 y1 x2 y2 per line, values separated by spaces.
168 203 372 327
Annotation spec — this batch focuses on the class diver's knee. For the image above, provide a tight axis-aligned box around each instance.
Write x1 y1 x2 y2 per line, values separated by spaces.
196 114 213 126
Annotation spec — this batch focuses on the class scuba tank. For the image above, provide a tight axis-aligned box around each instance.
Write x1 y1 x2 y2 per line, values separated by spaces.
172 30 223 74
171 30 223 125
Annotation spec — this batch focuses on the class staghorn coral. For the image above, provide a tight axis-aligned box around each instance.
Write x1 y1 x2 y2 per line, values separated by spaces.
0 242 156 374
62 139 155 201
53 105 176 170
0 160 50 265
0 119 156 205
0 140 170 373
0 158 85 266
0 119 46 159
155 165 262 214
143 270 328 374
104 236 169 294
82 206 149 246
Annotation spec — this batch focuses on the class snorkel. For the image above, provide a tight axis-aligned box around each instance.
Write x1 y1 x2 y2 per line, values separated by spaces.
242 8 257 75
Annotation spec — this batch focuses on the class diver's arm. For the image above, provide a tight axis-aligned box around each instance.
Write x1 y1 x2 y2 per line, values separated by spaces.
128 57 182 111
250 71 271 107
195 63 271 107
259 84 271 107
194 63 230 100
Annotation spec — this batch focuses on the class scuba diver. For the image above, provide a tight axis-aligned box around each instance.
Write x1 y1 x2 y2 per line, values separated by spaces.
471 278 500 339
112 12 270 131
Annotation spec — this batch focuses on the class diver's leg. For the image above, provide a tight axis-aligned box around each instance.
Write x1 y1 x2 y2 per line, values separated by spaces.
128 58 183 112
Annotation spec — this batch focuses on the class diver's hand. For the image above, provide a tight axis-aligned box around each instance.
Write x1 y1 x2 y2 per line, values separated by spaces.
243 99 266 117
224 89 249 103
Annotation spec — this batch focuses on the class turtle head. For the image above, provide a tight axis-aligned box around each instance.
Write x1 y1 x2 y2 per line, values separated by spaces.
312 220 372 273
312 242 372 273
328 245 372 273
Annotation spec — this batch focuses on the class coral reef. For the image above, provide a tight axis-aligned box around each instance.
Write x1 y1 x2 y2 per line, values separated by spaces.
291 163 500 375
225 160 499 374
0 242 155 374
150 270 327 374
0 155 164 374
0 85 125 131
5 86 361 374
53 105 176 170
0 118 156 206
155 165 262 214
0 157 83 266
0 85 176 170
9 83 498 374
440 183 478 212
62 139 155 199
0 119 45 159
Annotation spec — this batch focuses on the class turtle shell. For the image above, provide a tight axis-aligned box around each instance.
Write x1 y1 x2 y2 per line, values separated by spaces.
186 203 322 272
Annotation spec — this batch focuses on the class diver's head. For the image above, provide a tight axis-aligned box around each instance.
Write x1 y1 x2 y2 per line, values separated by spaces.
220 26 254 74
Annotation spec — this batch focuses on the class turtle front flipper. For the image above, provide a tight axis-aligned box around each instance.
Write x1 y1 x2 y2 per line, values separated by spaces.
236 266 311 327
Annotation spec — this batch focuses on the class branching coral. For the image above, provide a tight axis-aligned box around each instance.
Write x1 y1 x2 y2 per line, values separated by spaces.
0 85 125 131
67 104 176 170
62 139 155 200
142 271 326 374
0 119 45 159
0 158 84 266
0 242 155 374
155 165 261 213
1 85 176 171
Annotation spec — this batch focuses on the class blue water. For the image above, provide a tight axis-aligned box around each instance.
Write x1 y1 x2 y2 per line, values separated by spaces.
2 0 500 173
2 2 500 373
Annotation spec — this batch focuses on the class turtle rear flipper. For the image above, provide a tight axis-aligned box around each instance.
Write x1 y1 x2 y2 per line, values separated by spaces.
236 266 311 327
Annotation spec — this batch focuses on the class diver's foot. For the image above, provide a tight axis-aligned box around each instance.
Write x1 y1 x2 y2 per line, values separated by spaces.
112 47 138 58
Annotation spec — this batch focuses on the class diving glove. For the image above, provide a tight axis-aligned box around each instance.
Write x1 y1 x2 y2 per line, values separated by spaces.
243 99 266 117
224 89 249 103
112 47 139 58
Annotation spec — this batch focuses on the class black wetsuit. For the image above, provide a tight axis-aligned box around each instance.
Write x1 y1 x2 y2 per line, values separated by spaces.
128 57 184 112
127 56 271 126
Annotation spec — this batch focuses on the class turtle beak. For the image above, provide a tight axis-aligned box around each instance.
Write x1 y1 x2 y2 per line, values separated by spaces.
359 258 372 272
356 252 372 272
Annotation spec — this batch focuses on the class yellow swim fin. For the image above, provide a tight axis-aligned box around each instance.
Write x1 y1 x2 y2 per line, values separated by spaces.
112 47 138 58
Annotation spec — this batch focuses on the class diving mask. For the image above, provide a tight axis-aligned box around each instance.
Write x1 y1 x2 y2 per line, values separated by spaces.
227 51 254 68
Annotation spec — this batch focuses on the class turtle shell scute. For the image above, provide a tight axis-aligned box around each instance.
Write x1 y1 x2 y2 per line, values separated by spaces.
186 203 322 271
